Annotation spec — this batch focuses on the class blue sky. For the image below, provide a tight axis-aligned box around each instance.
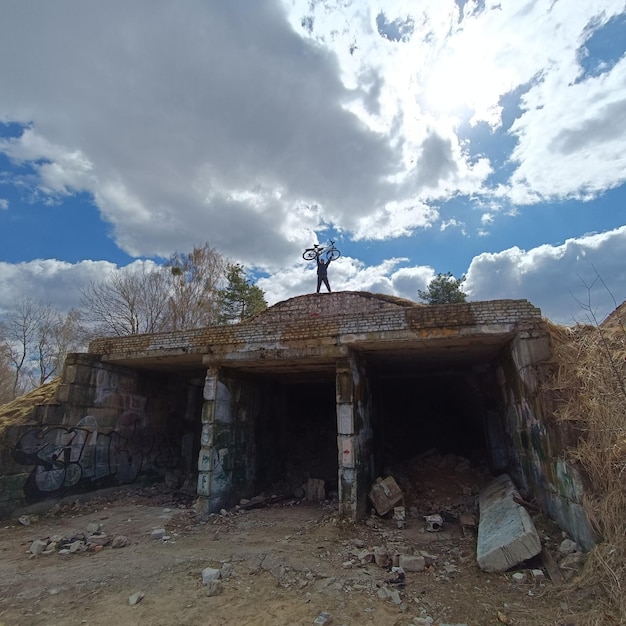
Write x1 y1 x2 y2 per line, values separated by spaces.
1 0 626 325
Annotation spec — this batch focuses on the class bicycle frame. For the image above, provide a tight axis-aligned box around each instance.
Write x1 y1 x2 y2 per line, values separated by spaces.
302 240 341 262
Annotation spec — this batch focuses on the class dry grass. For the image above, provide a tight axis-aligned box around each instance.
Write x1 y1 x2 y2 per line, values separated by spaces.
0 378 60 432
545 321 626 624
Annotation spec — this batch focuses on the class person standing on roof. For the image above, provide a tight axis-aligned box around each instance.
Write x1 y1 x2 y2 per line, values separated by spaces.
316 253 332 293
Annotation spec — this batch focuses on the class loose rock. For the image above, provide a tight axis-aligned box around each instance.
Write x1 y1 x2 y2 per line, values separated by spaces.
128 591 145 606
202 567 221 584
205 580 223 597
29 539 48 555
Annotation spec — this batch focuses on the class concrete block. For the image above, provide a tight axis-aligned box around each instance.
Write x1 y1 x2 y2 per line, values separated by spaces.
476 473 541 572
369 476 403 516
337 404 354 435
305 478 325 501
198 448 212 472
398 554 425 572
197 472 211 496
338 435 354 468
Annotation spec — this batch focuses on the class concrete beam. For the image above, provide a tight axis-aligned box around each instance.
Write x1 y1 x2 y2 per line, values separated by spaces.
477 473 541 572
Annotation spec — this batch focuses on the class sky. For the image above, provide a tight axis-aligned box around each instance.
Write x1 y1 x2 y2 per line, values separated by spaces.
1 0 626 326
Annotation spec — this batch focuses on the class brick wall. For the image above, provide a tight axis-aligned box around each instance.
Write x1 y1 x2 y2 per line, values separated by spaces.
89 293 542 357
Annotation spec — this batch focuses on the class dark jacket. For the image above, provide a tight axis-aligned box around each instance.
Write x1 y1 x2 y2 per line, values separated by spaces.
316 257 330 277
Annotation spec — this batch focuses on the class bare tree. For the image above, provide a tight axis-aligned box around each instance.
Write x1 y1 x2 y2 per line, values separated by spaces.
35 307 84 386
80 264 171 336
0 341 14 405
1 296 41 398
165 243 226 330
0 299 85 399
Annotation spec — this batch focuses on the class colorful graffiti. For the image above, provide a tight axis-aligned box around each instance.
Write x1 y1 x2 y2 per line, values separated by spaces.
13 415 180 501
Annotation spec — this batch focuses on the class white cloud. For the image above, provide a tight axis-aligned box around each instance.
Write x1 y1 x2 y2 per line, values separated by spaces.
257 255 433 305
0 259 157 315
0 0 622 266
465 226 626 324
507 55 626 201
0 0 625 327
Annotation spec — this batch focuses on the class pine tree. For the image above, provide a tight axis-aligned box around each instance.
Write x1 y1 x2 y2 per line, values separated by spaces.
217 264 267 324
417 272 467 304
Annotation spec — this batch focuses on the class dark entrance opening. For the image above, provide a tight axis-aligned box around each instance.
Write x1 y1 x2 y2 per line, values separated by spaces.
255 379 338 497
370 361 503 521
375 371 489 467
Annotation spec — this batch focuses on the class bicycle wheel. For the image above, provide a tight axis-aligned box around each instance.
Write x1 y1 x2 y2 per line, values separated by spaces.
303 249 318 261
327 248 341 261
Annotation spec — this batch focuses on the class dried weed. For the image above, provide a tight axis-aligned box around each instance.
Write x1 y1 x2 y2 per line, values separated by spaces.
545 321 626 624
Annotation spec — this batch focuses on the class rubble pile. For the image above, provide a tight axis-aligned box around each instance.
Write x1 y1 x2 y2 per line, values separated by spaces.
26 522 130 556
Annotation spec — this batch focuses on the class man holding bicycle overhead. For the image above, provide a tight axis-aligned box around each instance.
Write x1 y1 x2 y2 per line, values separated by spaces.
302 240 340 293
316 253 332 293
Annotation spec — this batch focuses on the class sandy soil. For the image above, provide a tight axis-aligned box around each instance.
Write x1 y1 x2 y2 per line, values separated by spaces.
0 463 595 626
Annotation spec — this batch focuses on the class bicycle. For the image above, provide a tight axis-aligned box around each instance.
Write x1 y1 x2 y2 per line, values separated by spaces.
302 240 341 262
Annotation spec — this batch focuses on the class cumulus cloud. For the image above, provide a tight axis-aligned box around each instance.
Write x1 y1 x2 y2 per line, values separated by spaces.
0 0 406 264
0 0 622 266
0 259 157 315
257 255 433 305
465 226 626 324
0 0 625 329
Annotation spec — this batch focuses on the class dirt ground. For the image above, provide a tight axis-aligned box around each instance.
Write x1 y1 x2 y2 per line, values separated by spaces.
0 458 597 626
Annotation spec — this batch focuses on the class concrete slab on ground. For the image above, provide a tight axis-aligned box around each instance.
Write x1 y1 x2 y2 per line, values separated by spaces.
476 473 541 572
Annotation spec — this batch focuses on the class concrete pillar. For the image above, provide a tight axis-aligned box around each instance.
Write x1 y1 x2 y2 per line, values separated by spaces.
336 354 373 521
195 367 233 515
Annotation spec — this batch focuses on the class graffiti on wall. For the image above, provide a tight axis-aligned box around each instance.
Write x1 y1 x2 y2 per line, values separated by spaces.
13 414 180 501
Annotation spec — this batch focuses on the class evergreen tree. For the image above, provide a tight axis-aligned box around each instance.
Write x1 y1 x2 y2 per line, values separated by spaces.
218 264 267 324
418 272 467 304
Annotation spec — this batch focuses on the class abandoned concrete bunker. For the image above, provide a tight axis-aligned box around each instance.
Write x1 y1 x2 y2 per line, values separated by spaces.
1 292 593 550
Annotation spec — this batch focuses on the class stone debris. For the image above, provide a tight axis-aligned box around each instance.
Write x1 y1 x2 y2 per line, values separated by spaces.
128 591 145 606
558 538 579 556
202 567 221 584
374 547 391 568
531 568 545 582
24 520 136 558
87 532 109 547
424 514 444 532
377 586 402 605
511 571 527 583
205 580 223 597
150 528 167 540
29 539 48 555
369 476 403 516
399 554 426 572
69 540 87 553
559 551 585 580
18 515 32 526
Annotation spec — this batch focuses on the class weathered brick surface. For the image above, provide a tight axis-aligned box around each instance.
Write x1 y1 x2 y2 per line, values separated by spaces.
89 292 542 358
